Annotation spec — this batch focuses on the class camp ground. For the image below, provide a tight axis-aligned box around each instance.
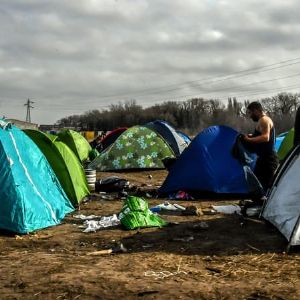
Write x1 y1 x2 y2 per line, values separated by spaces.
1 120 300 299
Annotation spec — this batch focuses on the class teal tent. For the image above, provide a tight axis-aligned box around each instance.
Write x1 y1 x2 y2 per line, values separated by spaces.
0 120 74 233
24 130 90 206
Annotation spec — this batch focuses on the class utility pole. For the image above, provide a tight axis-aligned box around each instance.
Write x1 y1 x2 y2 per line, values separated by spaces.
24 99 34 123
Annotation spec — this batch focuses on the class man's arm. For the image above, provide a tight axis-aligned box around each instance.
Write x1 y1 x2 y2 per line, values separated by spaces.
244 118 271 144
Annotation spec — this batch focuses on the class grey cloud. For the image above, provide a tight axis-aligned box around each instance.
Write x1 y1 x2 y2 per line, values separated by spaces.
0 0 300 123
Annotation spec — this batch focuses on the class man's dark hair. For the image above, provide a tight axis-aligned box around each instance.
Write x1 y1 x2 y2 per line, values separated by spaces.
247 101 263 112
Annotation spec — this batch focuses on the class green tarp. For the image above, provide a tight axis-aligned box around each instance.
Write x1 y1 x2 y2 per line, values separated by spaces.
24 130 90 206
119 196 167 230
88 126 175 171
58 130 92 163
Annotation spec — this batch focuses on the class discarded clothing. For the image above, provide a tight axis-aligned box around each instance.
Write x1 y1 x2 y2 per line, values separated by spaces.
211 204 241 215
95 176 129 193
81 214 120 232
168 191 193 200
74 214 100 220
150 202 186 214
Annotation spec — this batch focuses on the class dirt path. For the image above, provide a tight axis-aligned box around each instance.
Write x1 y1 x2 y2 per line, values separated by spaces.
0 171 299 300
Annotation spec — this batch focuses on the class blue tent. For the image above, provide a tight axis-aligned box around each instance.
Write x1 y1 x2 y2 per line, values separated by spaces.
145 120 190 157
176 130 191 144
159 125 253 195
0 120 74 233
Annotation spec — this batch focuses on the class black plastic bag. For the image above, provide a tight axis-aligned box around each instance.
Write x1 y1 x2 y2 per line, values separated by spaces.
95 176 129 193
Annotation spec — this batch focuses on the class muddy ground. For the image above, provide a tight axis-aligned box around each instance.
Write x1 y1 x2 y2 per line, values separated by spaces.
0 170 299 300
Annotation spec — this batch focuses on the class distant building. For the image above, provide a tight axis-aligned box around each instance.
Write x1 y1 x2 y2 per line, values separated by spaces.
6 119 38 130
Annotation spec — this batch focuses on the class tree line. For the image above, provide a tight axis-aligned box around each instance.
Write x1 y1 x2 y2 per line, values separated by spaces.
57 92 299 136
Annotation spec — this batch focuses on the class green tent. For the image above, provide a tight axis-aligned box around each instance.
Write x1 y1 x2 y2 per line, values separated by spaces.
277 128 294 161
24 130 90 206
88 126 175 171
57 130 92 163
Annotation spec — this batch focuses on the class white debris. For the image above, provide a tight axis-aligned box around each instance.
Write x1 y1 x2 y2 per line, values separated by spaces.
82 214 120 233
73 214 100 220
211 204 241 215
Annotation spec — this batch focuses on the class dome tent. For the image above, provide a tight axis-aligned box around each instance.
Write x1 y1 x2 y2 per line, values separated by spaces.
160 125 255 196
99 127 127 153
145 120 190 157
89 126 175 171
262 145 300 247
0 120 73 233
176 130 191 144
57 129 92 163
24 129 90 206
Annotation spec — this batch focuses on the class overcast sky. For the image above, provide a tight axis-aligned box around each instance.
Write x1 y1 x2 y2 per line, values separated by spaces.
1 0 300 124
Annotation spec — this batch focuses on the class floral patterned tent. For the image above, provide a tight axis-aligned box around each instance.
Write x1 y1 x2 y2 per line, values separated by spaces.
88 126 175 171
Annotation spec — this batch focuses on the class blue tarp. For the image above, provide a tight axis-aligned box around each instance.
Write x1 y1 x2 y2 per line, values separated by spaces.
0 119 74 233
275 132 288 152
159 125 255 195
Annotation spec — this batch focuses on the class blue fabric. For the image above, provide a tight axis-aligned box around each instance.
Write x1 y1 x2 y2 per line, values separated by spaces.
176 130 191 143
0 120 74 233
232 137 263 196
159 125 255 195
275 135 287 152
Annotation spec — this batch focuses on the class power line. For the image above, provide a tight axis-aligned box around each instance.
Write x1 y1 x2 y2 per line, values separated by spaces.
7 69 300 114
223 83 300 100
33 84 300 114
152 83 300 105
41 70 299 109
96 57 300 100
123 60 300 99
12 57 300 111
48 71 300 108
139 72 300 103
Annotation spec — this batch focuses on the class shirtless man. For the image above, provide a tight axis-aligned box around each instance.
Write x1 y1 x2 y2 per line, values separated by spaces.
243 101 279 197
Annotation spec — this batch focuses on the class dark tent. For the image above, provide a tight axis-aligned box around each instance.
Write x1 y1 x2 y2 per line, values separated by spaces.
99 128 127 152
